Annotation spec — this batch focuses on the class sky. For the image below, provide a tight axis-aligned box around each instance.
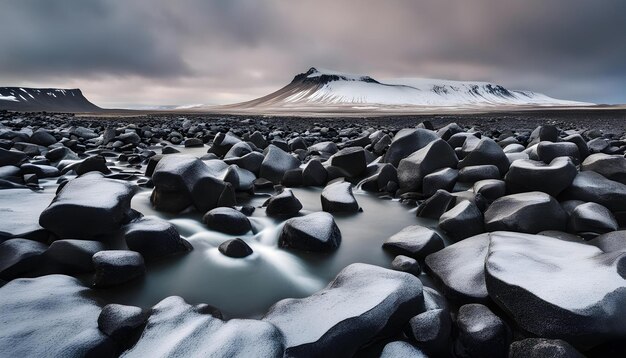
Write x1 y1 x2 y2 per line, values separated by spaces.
0 0 624 108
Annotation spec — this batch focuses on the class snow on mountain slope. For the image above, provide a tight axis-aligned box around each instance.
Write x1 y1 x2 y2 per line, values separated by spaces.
0 87 101 112
226 67 590 109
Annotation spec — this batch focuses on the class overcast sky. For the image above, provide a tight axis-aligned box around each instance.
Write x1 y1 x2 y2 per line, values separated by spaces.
1 0 624 108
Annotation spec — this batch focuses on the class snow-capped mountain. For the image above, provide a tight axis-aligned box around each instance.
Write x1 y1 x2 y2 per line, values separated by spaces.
225 67 590 109
0 87 101 112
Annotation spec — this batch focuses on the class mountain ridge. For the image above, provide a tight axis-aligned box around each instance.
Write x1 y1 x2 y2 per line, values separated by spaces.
221 67 591 110
0 87 101 112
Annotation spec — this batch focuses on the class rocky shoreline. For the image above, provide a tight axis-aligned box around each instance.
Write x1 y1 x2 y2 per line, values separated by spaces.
1 109 626 357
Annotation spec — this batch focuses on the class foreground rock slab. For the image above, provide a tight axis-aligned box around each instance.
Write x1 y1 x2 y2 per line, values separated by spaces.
122 296 284 358
425 233 489 304
485 231 626 347
0 275 114 356
39 172 137 238
263 263 424 357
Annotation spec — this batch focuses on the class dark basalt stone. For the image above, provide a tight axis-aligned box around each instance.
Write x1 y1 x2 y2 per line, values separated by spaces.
218 238 253 258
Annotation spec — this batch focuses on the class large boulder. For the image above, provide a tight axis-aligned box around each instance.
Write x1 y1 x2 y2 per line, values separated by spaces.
505 157 577 196
484 192 567 233
562 171 626 212
567 202 618 235
278 212 341 252
302 159 328 187
202 207 252 235
537 141 580 163
265 189 303 217
151 155 235 213
384 128 439 167
383 225 444 259
0 275 114 356
581 153 626 184
422 167 458 197
321 180 360 213
397 139 458 192
123 296 284 357
263 263 424 357
0 147 28 167
425 233 489 304
260 145 300 183
124 216 192 261
485 231 626 346
39 172 137 238
328 147 367 178
439 201 484 241
458 138 510 176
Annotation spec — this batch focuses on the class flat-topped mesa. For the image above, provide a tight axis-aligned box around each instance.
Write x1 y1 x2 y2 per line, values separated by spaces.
0 87 101 112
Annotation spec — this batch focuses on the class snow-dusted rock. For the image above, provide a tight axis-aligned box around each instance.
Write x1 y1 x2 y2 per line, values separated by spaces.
203 207 252 235
405 308 451 355
328 146 367 178
439 201 484 241
454 304 509 358
0 275 114 356
208 132 241 157
473 179 506 203
39 172 137 238
122 296 284 358
384 128 439 167
263 263 424 357
457 164 500 183
484 192 567 233
422 167 458 197
98 303 148 341
505 157 577 196
302 159 328 186
568 202 618 235
93 250 145 287
458 138 510 176
509 338 585 358
485 231 626 346
397 139 458 192
124 216 191 261
391 255 421 276
415 189 455 219
380 341 428 358
260 145 300 183
45 239 105 273
265 189 303 217
360 163 398 193
537 141 580 163
562 171 626 212
581 153 626 184
279 212 341 252
425 233 489 304
321 180 360 213
0 238 47 279
0 189 54 241
383 225 444 259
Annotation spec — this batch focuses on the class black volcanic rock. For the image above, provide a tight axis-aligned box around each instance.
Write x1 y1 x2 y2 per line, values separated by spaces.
263 263 424 357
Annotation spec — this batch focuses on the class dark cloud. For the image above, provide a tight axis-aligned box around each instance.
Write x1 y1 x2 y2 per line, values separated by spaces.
0 0 624 106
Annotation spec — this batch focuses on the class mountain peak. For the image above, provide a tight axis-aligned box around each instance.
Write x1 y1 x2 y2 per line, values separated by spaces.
227 68 591 110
